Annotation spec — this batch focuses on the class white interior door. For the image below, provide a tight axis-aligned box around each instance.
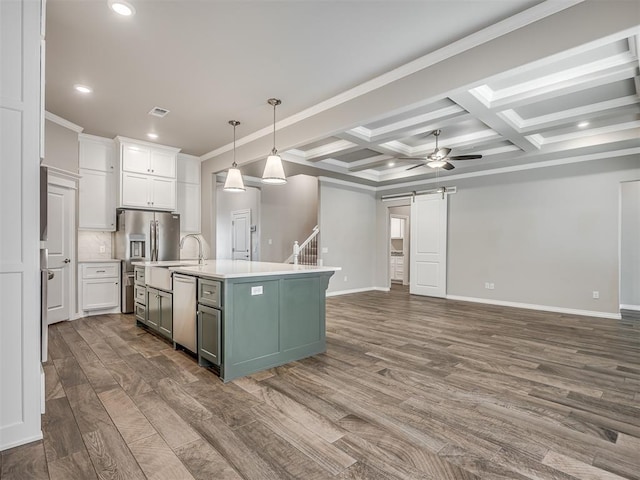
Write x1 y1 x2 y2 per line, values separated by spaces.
410 194 447 297
47 183 74 323
231 209 251 260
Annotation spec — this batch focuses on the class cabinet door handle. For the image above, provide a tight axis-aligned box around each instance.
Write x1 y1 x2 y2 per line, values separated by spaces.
203 290 213 295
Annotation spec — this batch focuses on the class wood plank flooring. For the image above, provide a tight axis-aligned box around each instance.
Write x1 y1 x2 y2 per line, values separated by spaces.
2 285 639 479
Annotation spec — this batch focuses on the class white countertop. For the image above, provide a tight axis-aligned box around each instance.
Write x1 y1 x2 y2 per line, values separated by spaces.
78 259 121 263
168 260 340 280
131 260 201 267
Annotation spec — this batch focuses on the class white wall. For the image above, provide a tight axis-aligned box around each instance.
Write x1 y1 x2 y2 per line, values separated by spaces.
0 0 43 450
621 180 640 309
319 180 377 294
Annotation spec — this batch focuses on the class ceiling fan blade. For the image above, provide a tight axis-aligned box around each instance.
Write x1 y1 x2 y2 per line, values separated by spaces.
442 162 455 170
406 163 426 171
448 154 482 160
398 157 427 161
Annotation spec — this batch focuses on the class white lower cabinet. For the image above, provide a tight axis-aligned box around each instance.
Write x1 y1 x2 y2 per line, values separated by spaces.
390 256 404 282
79 262 121 314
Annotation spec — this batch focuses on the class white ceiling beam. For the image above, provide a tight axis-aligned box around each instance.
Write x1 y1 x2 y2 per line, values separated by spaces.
301 139 362 162
347 155 398 172
450 90 539 152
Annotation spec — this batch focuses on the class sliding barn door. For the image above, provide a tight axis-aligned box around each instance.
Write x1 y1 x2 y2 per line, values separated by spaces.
410 194 447 297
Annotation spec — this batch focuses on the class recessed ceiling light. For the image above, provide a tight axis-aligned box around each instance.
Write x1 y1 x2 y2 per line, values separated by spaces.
577 121 590 128
74 84 92 94
387 161 395 167
109 0 135 16
147 133 158 140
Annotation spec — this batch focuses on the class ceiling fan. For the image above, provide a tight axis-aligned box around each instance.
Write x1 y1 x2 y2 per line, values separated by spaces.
401 129 482 171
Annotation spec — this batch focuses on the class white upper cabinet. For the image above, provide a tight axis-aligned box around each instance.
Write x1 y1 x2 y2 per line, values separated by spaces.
390 216 405 239
116 137 180 211
176 153 201 233
79 135 117 231
118 137 178 179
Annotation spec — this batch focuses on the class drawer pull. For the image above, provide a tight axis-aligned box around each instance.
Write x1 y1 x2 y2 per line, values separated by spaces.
203 290 214 295
96 270 106 273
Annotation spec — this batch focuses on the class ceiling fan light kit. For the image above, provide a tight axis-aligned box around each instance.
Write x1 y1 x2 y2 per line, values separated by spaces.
401 128 482 172
261 98 287 185
223 120 246 192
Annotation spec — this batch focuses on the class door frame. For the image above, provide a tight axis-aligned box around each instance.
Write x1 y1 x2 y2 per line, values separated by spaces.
231 208 252 260
46 166 79 321
385 200 411 289
389 212 410 286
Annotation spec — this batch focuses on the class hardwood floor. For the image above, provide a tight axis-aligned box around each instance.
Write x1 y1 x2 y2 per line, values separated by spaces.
2 286 639 479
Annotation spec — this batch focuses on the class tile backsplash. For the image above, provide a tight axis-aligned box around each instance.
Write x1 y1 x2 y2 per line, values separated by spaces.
78 231 113 260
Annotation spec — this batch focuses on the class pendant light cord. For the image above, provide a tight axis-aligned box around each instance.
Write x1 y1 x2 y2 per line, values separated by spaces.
272 101 277 155
233 122 237 167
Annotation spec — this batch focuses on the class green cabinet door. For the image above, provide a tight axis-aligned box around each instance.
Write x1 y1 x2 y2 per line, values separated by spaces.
158 289 173 339
198 304 220 366
146 287 160 329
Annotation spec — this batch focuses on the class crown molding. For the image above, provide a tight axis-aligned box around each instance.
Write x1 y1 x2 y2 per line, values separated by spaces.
44 111 83 133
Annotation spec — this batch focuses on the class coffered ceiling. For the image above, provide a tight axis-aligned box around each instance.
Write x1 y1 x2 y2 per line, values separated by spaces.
276 34 640 187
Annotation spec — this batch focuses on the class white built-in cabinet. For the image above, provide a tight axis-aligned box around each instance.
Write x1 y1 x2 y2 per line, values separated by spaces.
116 137 179 211
176 153 201 233
79 134 116 231
390 256 404 282
79 262 121 314
390 216 405 239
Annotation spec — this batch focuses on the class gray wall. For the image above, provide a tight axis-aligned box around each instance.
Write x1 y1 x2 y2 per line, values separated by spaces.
621 180 640 308
44 119 79 173
260 175 318 262
319 180 376 294
216 185 261 260
373 156 640 315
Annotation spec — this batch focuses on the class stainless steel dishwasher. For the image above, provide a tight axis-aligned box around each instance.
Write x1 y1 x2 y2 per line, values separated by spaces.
172 274 197 353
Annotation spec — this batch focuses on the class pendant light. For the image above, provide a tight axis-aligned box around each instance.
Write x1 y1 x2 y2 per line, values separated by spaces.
223 120 246 192
261 98 287 184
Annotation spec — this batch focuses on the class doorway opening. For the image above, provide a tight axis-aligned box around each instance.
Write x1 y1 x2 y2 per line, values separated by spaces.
620 180 640 320
389 206 410 286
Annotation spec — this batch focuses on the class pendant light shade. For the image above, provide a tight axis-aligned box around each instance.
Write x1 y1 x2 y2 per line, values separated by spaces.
223 120 246 192
261 98 287 184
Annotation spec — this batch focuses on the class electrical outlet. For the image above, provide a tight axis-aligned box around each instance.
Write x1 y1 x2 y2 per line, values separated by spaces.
344 275 348 282
99 245 106 253
485 282 489 289
268 239 272 245
489 283 495 290
593 291 599 299
485 282 495 290
322 247 329 254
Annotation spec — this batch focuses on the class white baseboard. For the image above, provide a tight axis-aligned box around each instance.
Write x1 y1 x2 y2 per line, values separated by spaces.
41 365 46 414
326 286 389 297
620 304 640 311
446 295 622 320
0 432 43 452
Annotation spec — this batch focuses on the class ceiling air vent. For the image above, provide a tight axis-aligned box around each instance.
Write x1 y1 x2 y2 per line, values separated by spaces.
148 106 170 118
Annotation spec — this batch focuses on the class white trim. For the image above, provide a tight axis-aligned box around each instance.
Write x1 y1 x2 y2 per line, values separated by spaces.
446 294 622 320
200 1 579 161
376 146 640 192
620 304 640 311
45 111 83 133
318 176 377 192
46 166 80 189
0 433 44 451
79 133 115 146
115 135 181 153
326 286 388 297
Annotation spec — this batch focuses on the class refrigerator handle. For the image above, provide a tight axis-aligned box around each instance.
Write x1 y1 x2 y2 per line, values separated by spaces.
154 220 159 261
149 220 156 261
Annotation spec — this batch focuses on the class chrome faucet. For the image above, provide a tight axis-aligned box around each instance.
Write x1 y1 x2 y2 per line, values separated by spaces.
180 234 204 265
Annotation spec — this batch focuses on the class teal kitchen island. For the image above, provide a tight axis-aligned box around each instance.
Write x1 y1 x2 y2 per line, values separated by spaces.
169 260 338 382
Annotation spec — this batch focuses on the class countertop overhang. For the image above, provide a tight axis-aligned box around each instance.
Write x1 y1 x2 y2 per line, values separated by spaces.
168 260 340 280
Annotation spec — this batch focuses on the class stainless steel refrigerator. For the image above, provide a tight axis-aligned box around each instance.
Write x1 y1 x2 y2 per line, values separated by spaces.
114 209 180 313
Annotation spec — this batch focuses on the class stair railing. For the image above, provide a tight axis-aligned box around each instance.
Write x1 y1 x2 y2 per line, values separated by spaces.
287 225 319 265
